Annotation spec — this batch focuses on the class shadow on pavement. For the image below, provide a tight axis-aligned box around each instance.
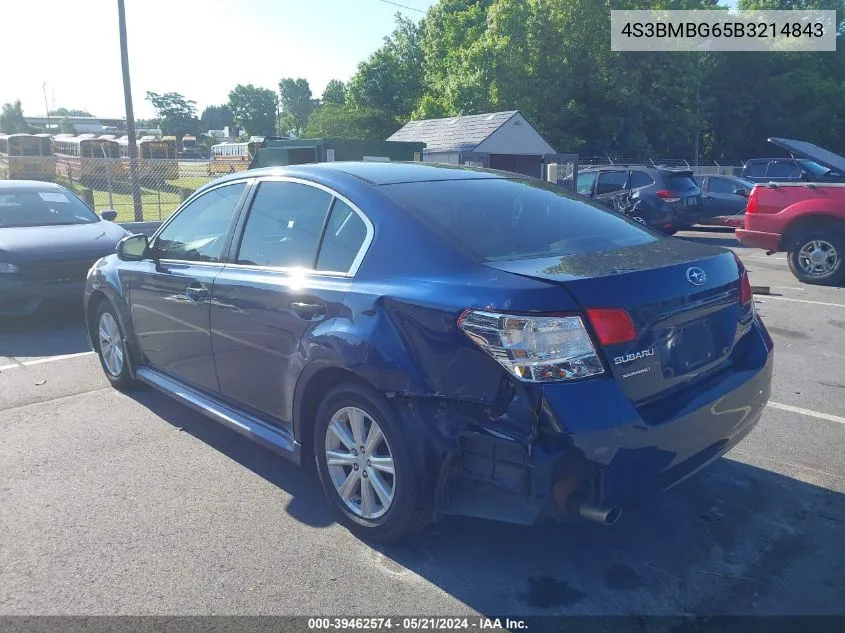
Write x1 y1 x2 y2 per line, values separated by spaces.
127 386 335 529
124 387 845 619
0 303 90 360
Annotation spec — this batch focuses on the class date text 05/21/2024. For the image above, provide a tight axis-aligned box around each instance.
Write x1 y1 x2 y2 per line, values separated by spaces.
307 617 528 630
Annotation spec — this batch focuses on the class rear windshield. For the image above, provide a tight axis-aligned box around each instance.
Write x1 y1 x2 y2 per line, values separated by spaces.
0 189 99 228
382 178 658 262
664 173 698 191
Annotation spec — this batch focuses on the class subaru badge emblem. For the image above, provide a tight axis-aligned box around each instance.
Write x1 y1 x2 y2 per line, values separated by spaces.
686 267 707 286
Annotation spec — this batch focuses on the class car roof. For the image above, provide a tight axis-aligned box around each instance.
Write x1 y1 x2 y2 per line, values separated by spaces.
205 161 508 190
0 180 68 191
768 137 845 174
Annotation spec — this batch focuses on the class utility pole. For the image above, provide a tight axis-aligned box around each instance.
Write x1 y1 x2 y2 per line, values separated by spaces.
42 83 50 132
118 0 143 221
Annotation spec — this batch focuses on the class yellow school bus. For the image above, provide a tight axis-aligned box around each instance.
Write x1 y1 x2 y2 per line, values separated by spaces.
0 133 56 181
52 135 125 183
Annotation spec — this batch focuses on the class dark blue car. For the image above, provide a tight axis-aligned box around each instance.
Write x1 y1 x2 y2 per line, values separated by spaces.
84 162 774 541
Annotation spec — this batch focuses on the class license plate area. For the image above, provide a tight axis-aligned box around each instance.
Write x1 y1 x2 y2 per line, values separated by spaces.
659 319 721 378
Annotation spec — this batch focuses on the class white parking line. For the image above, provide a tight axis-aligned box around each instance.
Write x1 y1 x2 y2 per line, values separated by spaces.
758 295 845 309
768 401 845 425
0 351 95 372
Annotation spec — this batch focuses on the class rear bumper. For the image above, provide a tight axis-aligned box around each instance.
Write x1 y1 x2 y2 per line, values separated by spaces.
432 319 774 524
0 278 86 316
736 228 782 252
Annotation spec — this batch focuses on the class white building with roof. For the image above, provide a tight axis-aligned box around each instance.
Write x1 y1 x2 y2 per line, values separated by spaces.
388 110 557 177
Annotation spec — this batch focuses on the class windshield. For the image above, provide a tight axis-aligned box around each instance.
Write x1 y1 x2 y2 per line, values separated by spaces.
0 189 100 228
797 159 835 176
382 178 658 262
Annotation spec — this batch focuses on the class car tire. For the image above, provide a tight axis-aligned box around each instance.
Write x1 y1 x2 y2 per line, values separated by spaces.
94 300 134 389
787 227 845 286
314 382 431 542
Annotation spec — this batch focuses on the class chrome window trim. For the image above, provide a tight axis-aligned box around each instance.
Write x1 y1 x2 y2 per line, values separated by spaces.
234 175 375 279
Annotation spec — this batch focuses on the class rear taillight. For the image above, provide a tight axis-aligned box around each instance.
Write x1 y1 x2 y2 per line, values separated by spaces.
457 310 605 382
739 271 753 306
586 308 637 346
745 187 759 214
732 253 754 308
655 190 680 203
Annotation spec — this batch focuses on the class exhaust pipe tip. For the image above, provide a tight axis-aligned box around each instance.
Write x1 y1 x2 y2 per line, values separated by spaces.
577 503 623 525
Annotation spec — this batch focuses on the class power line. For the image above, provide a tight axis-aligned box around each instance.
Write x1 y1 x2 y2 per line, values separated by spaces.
377 0 426 14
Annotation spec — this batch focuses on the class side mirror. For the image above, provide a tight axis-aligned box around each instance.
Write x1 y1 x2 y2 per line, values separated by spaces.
116 234 149 262
100 209 118 222
735 187 749 197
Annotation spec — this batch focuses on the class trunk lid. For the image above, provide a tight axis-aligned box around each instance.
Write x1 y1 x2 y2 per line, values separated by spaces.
488 239 744 405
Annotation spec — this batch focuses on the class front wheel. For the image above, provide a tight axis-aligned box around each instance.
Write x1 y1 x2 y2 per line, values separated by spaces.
94 301 134 389
314 383 431 541
787 229 845 286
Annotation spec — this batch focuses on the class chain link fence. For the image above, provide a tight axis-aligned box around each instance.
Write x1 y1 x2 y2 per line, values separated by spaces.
0 156 228 222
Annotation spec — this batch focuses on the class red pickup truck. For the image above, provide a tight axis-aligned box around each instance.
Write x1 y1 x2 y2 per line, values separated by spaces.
736 138 845 285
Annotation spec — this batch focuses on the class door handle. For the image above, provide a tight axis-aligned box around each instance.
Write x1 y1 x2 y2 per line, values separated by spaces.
291 301 326 319
184 282 209 302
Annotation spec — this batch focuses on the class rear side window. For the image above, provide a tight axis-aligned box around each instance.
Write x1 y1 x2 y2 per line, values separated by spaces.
629 171 654 188
595 171 628 195
745 162 767 177
769 161 801 178
316 199 368 273
382 178 658 262
236 181 332 268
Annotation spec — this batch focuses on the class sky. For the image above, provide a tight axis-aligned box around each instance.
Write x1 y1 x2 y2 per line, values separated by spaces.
2 0 437 120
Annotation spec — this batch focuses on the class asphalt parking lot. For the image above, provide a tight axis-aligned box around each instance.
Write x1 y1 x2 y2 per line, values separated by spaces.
1 228 843 618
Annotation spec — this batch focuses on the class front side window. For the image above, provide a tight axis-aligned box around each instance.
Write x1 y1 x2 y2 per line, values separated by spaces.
316 200 368 273
595 170 628 195
154 182 245 262
576 171 597 195
237 181 332 268
708 178 737 194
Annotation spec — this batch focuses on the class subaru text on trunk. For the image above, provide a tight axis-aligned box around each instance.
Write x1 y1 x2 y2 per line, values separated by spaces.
84 163 774 541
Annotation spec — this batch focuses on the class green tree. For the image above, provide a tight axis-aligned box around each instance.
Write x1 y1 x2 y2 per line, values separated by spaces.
347 14 424 122
59 117 77 134
227 85 278 137
0 100 29 133
200 105 235 131
278 77 316 135
145 91 201 137
302 104 399 139
322 80 347 105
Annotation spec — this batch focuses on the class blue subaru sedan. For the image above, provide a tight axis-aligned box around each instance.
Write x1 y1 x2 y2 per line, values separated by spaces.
84 162 773 541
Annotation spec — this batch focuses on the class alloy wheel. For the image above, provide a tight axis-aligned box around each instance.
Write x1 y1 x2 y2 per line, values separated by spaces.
798 239 839 277
325 406 396 520
98 312 124 377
